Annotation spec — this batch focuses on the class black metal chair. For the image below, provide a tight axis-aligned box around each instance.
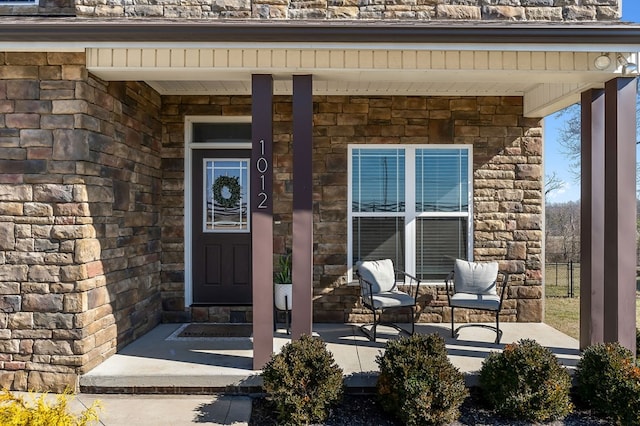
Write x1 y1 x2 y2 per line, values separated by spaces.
445 259 510 344
356 259 420 341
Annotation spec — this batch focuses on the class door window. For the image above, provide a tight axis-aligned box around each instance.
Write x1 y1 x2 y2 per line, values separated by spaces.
204 159 249 232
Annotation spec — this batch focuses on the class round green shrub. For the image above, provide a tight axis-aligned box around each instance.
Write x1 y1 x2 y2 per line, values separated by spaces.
261 334 343 425
576 342 640 425
376 333 468 426
479 338 573 422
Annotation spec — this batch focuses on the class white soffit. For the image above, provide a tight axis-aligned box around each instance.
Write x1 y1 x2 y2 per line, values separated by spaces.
86 48 635 117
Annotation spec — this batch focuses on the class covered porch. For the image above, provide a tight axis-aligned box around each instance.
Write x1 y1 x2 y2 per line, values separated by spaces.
82 22 638 366
0 21 637 393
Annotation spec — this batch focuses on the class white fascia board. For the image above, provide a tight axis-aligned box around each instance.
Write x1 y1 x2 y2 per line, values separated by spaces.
0 43 85 52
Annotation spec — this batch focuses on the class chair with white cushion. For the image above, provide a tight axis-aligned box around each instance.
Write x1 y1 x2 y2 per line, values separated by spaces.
445 259 510 344
355 259 420 341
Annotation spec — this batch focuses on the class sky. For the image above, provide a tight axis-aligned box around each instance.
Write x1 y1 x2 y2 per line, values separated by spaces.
543 3 640 203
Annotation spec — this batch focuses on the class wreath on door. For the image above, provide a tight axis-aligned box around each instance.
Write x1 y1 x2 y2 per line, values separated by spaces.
212 176 241 209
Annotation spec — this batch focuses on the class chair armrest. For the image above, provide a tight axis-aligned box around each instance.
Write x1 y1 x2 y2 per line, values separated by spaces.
445 270 507 307
356 272 375 307
396 270 421 299
444 270 454 304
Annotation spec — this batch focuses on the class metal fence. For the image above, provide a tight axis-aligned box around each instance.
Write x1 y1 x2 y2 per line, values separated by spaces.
545 261 580 298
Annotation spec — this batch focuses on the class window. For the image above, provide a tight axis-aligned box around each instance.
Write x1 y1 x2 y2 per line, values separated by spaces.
203 159 249 232
0 0 37 4
348 145 472 282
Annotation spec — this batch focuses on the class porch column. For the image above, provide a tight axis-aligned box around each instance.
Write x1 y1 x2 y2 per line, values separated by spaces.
252 74 274 368
579 89 605 350
292 75 314 339
603 77 637 354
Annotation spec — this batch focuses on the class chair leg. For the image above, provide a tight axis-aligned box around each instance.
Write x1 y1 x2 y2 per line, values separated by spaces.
495 311 501 344
410 306 415 335
451 307 455 337
372 309 378 341
285 295 290 335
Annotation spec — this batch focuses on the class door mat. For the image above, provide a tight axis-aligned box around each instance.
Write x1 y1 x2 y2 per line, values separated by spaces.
177 323 253 338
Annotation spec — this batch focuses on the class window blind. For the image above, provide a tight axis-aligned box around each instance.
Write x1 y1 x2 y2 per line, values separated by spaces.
352 217 405 272
416 149 468 213
352 148 405 213
416 217 468 280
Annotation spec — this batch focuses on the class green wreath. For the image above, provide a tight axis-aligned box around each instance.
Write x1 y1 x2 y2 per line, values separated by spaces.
212 176 241 209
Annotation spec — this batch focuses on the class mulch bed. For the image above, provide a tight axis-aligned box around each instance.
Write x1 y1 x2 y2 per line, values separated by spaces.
249 389 611 426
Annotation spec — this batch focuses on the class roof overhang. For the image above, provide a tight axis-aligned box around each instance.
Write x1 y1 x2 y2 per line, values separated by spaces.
3 19 640 117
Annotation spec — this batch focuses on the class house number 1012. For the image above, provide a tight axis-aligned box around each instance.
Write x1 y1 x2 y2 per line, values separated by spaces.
257 139 268 209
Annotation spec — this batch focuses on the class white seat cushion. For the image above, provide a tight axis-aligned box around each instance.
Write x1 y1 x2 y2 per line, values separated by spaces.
356 259 397 293
450 292 501 311
454 259 499 295
370 290 415 309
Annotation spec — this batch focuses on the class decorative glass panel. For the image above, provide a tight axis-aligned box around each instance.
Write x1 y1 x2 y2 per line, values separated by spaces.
204 159 249 232
415 217 468 280
415 149 468 212
352 149 405 213
352 217 405 271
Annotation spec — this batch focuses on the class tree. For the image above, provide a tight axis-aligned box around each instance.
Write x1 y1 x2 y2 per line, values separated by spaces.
550 94 640 264
544 171 565 200
545 201 580 262
553 91 640 190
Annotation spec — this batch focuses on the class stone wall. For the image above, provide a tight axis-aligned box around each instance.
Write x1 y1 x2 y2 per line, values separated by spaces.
0 52 163 392
309 96 543 324
76 0 620 21
0 59 543 390
160 94 543 325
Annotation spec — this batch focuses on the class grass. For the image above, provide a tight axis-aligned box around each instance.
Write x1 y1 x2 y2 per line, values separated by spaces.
544 263 640 340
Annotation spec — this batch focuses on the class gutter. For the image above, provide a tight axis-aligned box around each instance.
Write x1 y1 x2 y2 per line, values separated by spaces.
2 19 640 45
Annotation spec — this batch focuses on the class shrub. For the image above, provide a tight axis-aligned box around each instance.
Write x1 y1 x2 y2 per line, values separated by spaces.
0 388 101 426
261 334 343 424
479 339 573 422
576 342 640 425
376 333 468 426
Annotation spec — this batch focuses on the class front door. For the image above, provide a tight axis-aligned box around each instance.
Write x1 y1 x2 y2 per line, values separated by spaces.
192 149 252 305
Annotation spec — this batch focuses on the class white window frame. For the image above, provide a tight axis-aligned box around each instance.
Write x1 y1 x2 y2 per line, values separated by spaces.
347 144 473 284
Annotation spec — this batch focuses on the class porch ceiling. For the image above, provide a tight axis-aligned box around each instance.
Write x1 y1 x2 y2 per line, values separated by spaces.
87 47 639 117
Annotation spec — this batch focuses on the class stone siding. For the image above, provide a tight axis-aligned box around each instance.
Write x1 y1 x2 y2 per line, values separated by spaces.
0 56 543 391
76 0 620 21
0 52 162 392
161 95 543 325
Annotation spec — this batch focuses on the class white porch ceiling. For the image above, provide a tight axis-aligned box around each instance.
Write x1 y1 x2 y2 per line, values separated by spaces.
87 48 639 118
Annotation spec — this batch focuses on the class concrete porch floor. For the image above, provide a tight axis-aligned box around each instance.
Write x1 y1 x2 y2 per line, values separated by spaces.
80 322 580 394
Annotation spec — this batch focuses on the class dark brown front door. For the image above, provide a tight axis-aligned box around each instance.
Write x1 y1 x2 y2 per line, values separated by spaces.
192 149 252 305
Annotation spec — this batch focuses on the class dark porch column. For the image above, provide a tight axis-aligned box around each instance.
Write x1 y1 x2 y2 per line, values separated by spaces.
579 89 605 350
603 77 637 354
252 74 274 369
291 75 314 339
